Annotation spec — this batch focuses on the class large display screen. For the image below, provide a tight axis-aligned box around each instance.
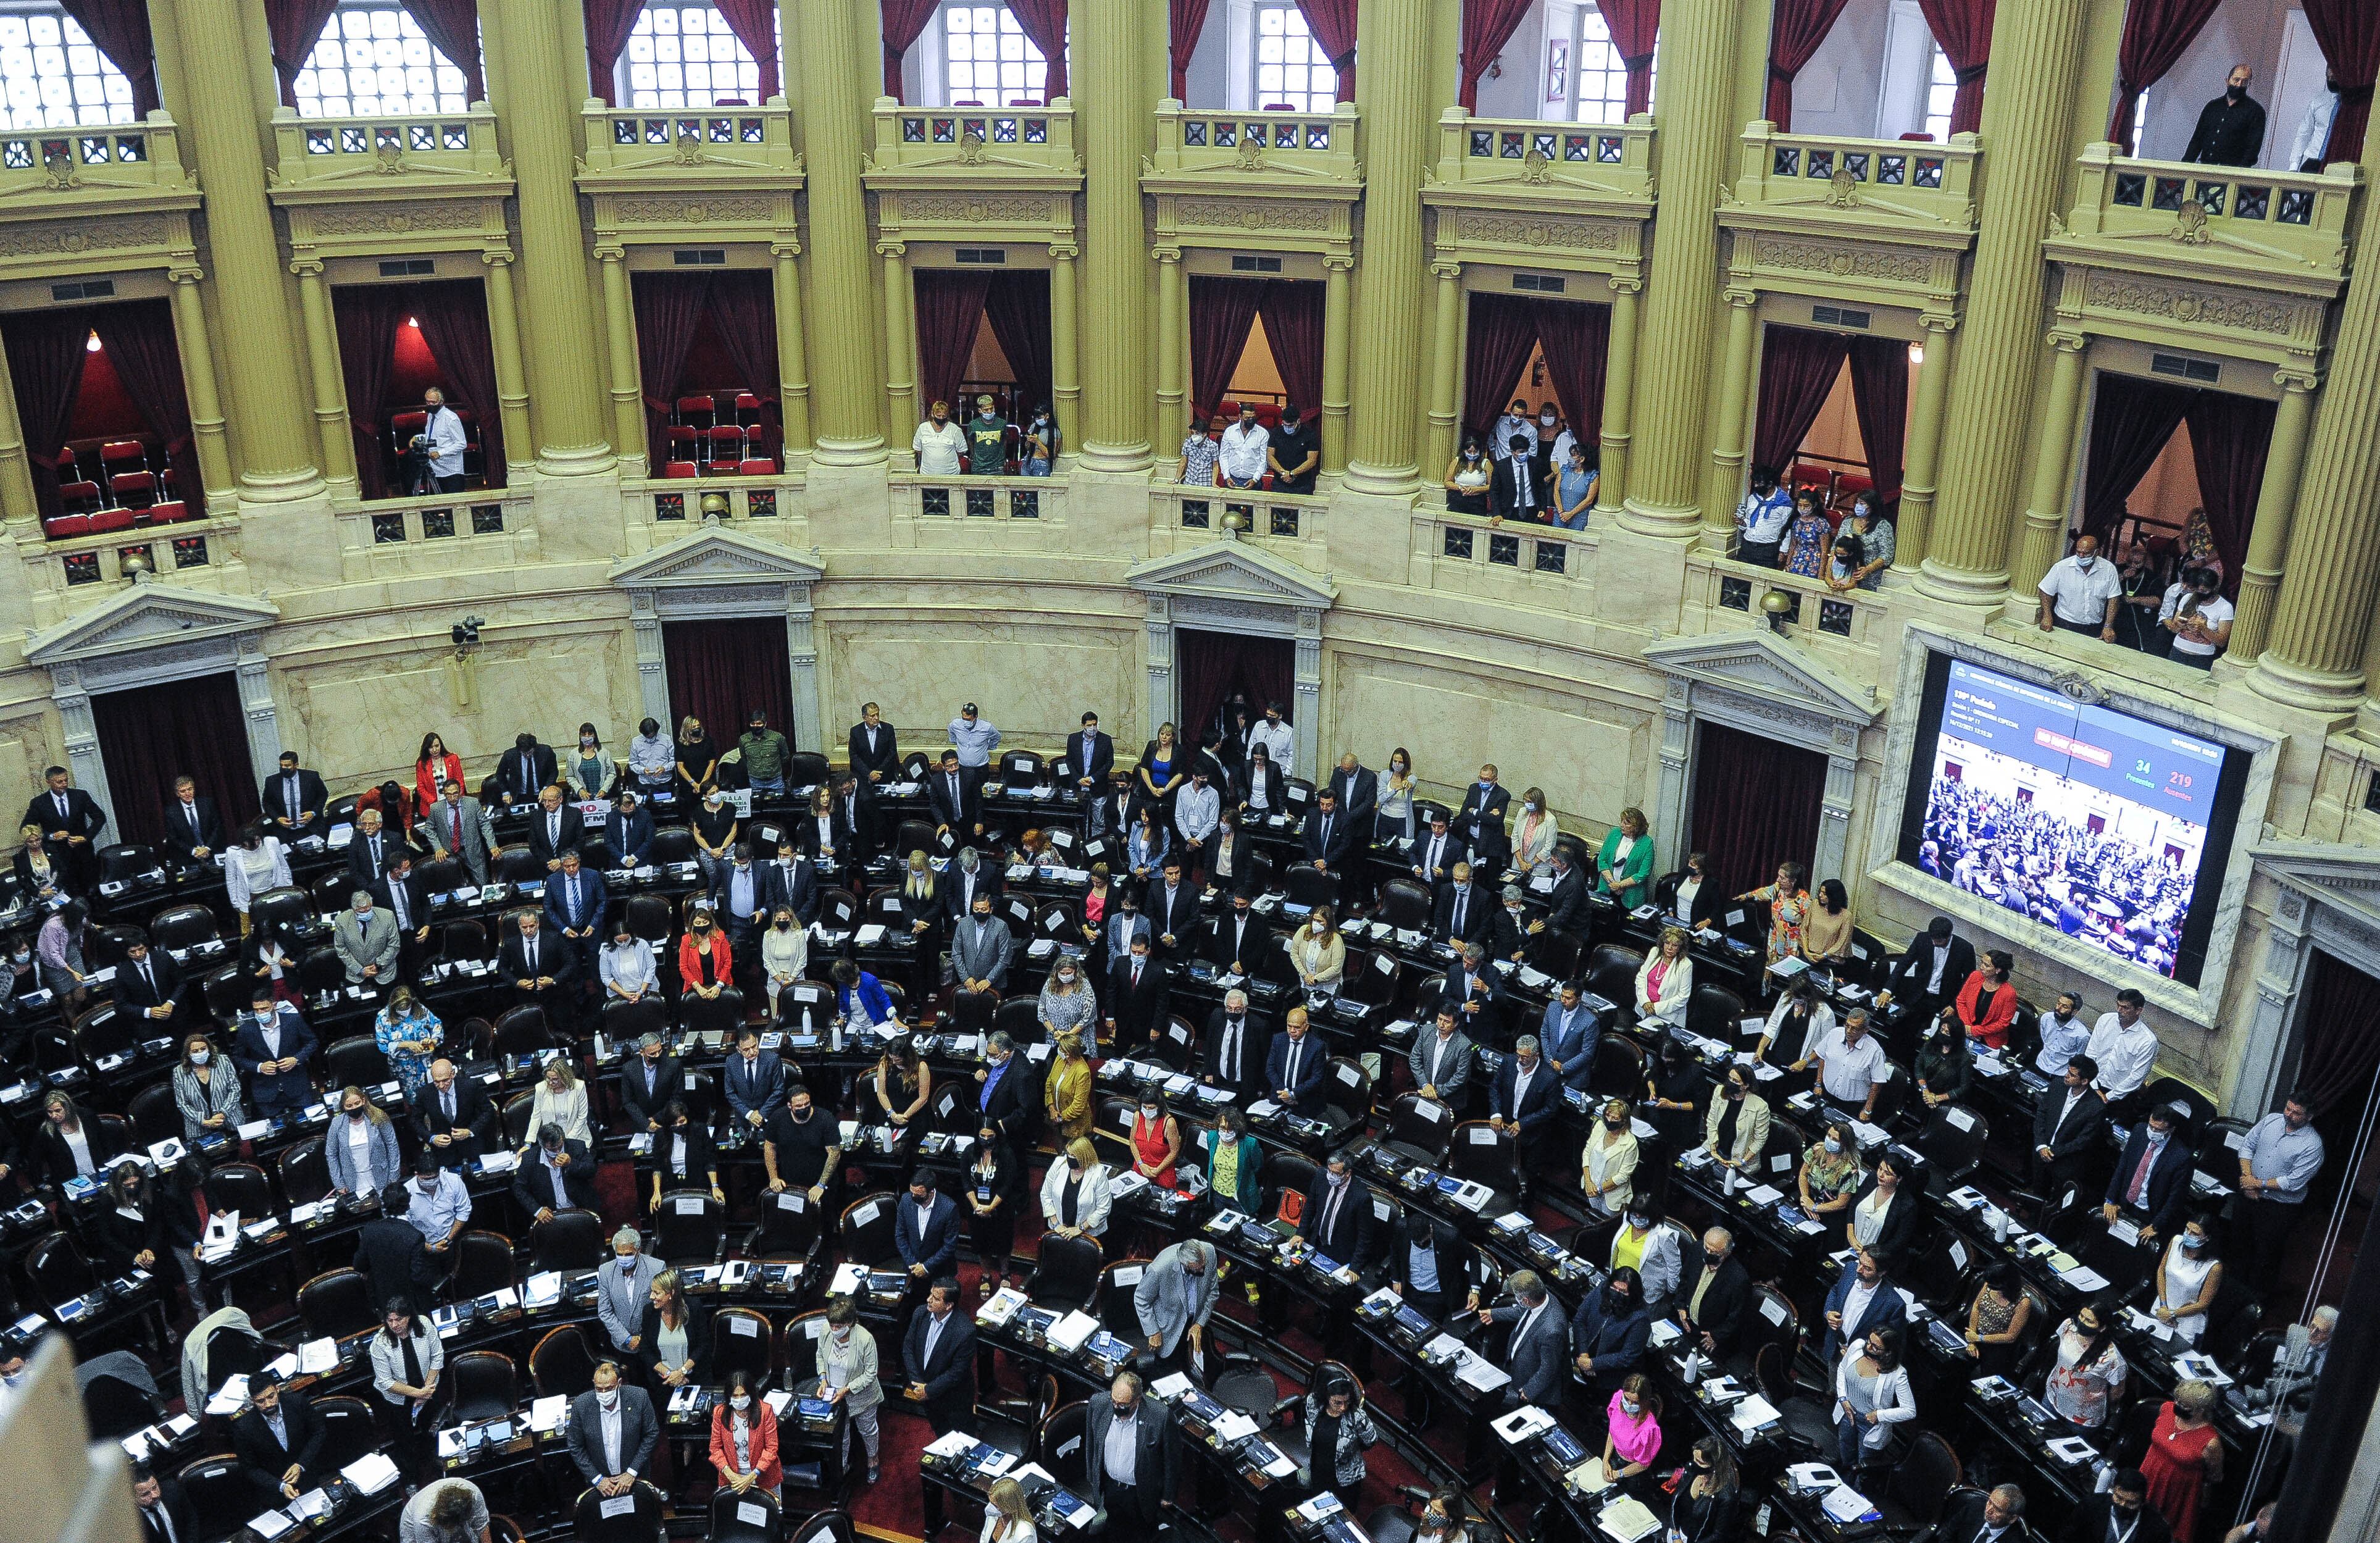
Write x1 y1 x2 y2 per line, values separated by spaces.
1897 653 2248 987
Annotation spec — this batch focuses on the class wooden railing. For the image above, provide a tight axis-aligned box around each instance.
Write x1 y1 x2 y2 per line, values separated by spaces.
2063 143 2360 273
272 104 501 181
1731 122 1979 228
579 102 797 174
1150 102 1360 182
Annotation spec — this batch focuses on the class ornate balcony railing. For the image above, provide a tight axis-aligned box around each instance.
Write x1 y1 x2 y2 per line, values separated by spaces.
1150 102 1361 183
2061 143 2358 275
1431 112 1655 205
871 100 1077 172
272 104 503 182
1729 122 1979 232
579 102 798 175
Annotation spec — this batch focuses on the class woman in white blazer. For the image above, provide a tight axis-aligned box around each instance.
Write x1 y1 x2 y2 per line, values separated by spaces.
221 828 293 926
1038 1136 1114 1239
1634 927 1694 1021
1509 790 1560 874
1833 1326 1916 1476
520 1057 593 1153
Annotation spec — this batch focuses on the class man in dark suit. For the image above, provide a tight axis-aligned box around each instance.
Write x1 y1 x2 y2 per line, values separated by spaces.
974 1031 1038 1148
604 788 655 868
414 1057 495 1161
1328 754 1377 834
1455 766 1513 873
895 1171 960 1282
232 1371 326 1503
940 847 1000 922
114 939 182 1026
1819 1247 1906 1364
1082 1370 1174 1534
23 764 104 889
1489 433 1544 519
1405 811 1466 892
514 1126 598 1221
567 1360 660 1496
900 1279 977 1435
2032 1055 2110 1200
1264 1008 1326 1111
1879 915 1977 1032
1067 711 1114 796
1537 847 1590 937
493 732 556 810
1479 1269 1567 1407
1301 787 1354 872
373 851 434 967
525 785 585 871
344 806 401 892
1440 943 1506 1045
832 774 877 864
541 850 608 997
1204 892 1267 974
1201 990 1269 1106
258 751 328 843
1676 1225 1753 1357
1145 858 1200 957
1539 982 1601 1092
617 1034 681 1137
759 838 818 926
161 776 225 868
1296 1149 1374 1268
1432 863 1493 945
353 1181 440 1308
1941 1484 2032 1543
1485 884 1529 963
1386 1210 1487 1323
1104 935 1169 1054
132 1463 194 1543
235 989 318 1119
2060 1473 2166 1543
1488 1032 1559 1149
927 750 982 843
847 703 900 788
723 1028 787 1130
2102 1102 2195 1244
499 911 575 1023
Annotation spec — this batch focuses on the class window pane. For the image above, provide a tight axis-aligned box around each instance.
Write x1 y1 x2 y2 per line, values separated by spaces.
618 1 761 108
293 0 477 116
0 3 132 128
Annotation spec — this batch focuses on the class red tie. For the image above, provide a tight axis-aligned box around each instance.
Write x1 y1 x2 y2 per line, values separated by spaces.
2125 1140 2158 1205
452 806 463 848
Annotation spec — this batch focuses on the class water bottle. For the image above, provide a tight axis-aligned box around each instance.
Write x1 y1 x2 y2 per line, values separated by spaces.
1993 1206 2010 1244
1723 1165 1740 1197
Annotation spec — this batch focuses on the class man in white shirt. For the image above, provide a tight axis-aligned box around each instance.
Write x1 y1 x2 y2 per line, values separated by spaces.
566 1361 656 1498
1801 1008 1890 1121
911 400 966 475
1734 468 1793 566
418 388 469 492
2287 73 2340 171
1490 398 1537 462
1246 701 1294 776
1174 766 1221 880
2036 533 2124 641
1216 404 1270 488
2085 988 2159 1118
2035 992 2092 1077
2160 565 2234 669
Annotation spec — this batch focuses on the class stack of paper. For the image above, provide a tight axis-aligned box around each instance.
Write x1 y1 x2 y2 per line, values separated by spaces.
1595 1496 1661 1543
1151 1372 1195 1400
1211 1409 1259 1442
1453 1355 1511 1394
925 1430 977 1459
204 1374 251 1416
1046 1310 1099 1353
528 1394 569 1433
1821 1487 1881 1525
341 1452 401 1494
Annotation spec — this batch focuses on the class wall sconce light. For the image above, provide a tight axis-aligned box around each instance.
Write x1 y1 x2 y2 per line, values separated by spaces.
450 615 484 659
1907 340 1925 366
1761 588 1795 634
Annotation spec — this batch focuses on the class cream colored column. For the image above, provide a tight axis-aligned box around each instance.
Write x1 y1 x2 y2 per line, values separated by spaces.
880 241 917 443
1075 0 1151 470
1321 254 1352 475
480 253 535 479
1917 0 2091 602
2224 370 2317 666
595 247 646 467
770 244 814 454
0 332 38 531
1698 290 1759 540
1423 262 1463 474
1342 0 1433 493
1153 248 1184 448
1595 275 1640 513
290 260 358 493
1892 317 1956 571
165 268 232 506
1046 242 1079 457
791 2 882 462
1615 0 1734 536
490 0 611 474
164 0 321 500
2005 333 2090 596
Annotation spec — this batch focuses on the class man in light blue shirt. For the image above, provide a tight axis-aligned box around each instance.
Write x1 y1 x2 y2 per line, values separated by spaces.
2239 1092 2325 1290
419 388 469 492
404 1150 470 1254
948 704 1001 770
2034 993 2092 1078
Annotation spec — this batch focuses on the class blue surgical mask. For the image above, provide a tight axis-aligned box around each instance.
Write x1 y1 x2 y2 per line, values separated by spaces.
1824 1137 1844 1155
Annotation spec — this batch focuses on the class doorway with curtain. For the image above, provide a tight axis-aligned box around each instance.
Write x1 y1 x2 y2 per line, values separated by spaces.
1175 629 1294 751
911 269 1056 462
1685 719 1828 900
88 671 259 848
330 278 507 497
1185 275 1326 422
2076 369 2273 602
1752 322 1914 525
663 616 795 753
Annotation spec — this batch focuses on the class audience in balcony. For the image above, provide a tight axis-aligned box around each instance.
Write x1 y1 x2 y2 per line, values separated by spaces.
1553 445 1596 530
1821 496 1894 591
965 395 1009 476
1781 488 1833 578
2182 65 2265 169
1266 403 1318 493
1490 399 1536 464
1022 405 1059 476
1217 403 1270 489
409 388 470 495
1732 467 1792 566
1178 414 1224 487
913 400 966 476
2288 73 2340 173
2160 567 2233 671
1826 532 1863 590
2036 532 2123 642
1444 436 1490 514
1490 434 1543 521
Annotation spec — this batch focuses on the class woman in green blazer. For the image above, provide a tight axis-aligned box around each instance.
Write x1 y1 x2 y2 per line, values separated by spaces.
1195 1106 1264 1213
1597 806 1656 908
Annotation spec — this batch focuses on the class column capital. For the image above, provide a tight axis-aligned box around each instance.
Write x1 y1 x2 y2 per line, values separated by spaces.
1721 285 1758 308
875 240 907 259
1429 260 1460 282
768 235 803 259
1047 242 1079 262
1606 274 1643 298
1321 253 1354 274
480 249 517 269
167 262 205 286
593 243 628 263
1151 245 1182 264
2045 330 2087 354
286 256 324 279
2274 366 2322 393
1919 311 1960 335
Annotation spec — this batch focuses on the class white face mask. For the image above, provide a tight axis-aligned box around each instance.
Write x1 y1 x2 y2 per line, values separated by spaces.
730 1394 751 1411
190 1050 209 1066
599 1390 619 1410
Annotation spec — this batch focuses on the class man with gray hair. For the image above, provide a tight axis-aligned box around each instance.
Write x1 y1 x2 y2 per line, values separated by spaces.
1489 1034 1558 1185
1202 987 1267 1106
2258 1305 2337 1413
1936 1481 2027 1543
1478 1268 1565 1407
1134 1238 1219 1374
950 889 1012 995
1800 1006 1889 1123
334 888 400 987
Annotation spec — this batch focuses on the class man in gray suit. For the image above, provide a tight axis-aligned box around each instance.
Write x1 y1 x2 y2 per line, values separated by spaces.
1479 1268 1566 1408
1408 1008 1477 1105
595 1227 659 1357
566 1360 658 1497
949 892 1012 995
333 890 400 987
1132 1238 1219 1376
1083 1369 1174 1535
424 780 496 885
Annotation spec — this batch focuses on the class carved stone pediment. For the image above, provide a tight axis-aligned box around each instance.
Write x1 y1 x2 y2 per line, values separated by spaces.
609 527 825 590
24 580 278 667
2250 843 2380 939
1642 632 1877 726
1125 538 1336 609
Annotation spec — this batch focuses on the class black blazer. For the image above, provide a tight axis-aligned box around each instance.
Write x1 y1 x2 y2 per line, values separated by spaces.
1201 1006 1271 1103
1484 901 1526 961
136 1478 194 1543
344 826 405 890
114 952 183 1014
372 869 433 935
938 863 1002 923
975 1059 1040 1148
1542 866 1591 935
525 806 587 866
1328 765 1378 829
499 929 579 988
1887 931 1978 1000
35 1116 126 1187
1683 1255 1753 1355
1296 1174 1376 1268
162 797 226 863
351 1215 438 1310
900 1305 977 1405
793 806 853 863
11 847 71 895
927 768 980 833
1846 1177 1920 1262
2103 1126 2195 1236
1231 758 1285 816
1651 870 1716 930
1066 730 1115 787
847 721 901 784
2032 1084 2110 1161
22 787 104 844
1385 1213 1487 1299
1455 783 1512 865
259 767 328 834
758 859 819 924
412 1074 496 1149
1301 808 1355 870
494 745 558 804
648 1122 718 1187
1489 455 1541 519
637 1297 714 1384
1406 829 1468 889
512 1139 599 1214
232 1390 327 1492
1431 884 1493 944
1938 1492 2031 1543
1143 878 1200 944
1204 908 1267 971
88 1197 167 1274
618 1055 684 1134
2061 1497 2169 1543
1105 954 1171 1040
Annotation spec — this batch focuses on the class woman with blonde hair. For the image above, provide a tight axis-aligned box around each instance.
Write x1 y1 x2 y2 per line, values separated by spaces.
1511 788 1559 874
12 824 65 901
520 1056 591 1153
374 985 443 1103
818 1297 884 1483
1635 926 1694 1021
1039 958 1099 1057
641 1266 711 1390
761 905 808 1018
981 1476 1035 1543
1042 1030 1094 1139
1581 1097 1640 1219
327 1086 400 1197
1290 906 1345 993
1039 1135 1114 1239
172 1031 244 1144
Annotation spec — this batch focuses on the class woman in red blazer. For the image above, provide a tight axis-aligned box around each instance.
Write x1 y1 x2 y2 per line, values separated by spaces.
679 908 734 999
709 1369 783 1495
1954 948 2019 1049
415 731 465 809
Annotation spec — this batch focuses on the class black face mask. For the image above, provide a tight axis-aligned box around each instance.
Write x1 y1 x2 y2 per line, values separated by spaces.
1605 1289 1632 1313
1703 1252 1725 1271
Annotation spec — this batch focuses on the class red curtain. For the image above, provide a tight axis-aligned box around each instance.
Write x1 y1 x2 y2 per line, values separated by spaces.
983 270 1053 417
1599 0 1661 115
1535 299 1610 452
584 0 648 106
56 1 159 117
1175 629 1294 753
1169 0 1213 99
332 285 406 499
2106 0 2219 151
411 278 506 490
264 0 340 109
2081 372 2194 545
664 617 794 756
699 270 782 458
631 272 708 475
1845 335 1908 506
399 0 485 106
882 0 942 101
2184 391 2273 600
90 672 259 848
2302 0 2380 164
88 300 196 512
1460 291 1541 440
1294 0 1359 102
711 0 780 101
912 270 995 419
2 307 90 519
1458 0 1533 112
1752 325 1850 479
1766 0 1852 130
1917 0 1995 136
1006 0 1068 99
1187 275 1266 421
1255 280 1326 414
1690 721 1829 902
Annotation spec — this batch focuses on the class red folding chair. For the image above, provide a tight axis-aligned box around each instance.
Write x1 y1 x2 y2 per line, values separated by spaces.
664 425 699 465
57 480 101 514
733 393 762 429
107 470 157 509
88 508 135 533
703 424 744 467
144 500 193 524
675 395 716 430
735 458 775 477
100 439 146 475
661 461 699 479
41 513 90 539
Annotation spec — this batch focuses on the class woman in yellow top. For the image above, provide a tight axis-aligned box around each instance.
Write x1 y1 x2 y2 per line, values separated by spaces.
1041 1031 1094 1142
1739 860 1811 967
1596 807 1655 908
1802 879 1854 966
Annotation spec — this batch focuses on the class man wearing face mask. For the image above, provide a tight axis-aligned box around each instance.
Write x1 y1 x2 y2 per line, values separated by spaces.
950 892 1013 996
1678 1227 1752 1357
597 1226 660 1355
617 1034 679 1138
512 1123 596 1222
567 1360 659 1500
1084 1370 1174 1534
413 387 469 492
2036 533 2124 642
2059 1470 2168 1543
1455 764 1512 874
233 988 317 1121
2033 1054 2111 1198
1936 1483 2031 1543
1246 701 1294 778
1491 399 1537 465
1489 1034 1558 1172
403 1150 469 1255
1820 1247 1907 1364
1267 403 1319 493
762 1082 841 1206
1477 1268 1566 1407
353 1181 438 1309
1486 884 1530 963
1134 1239 1219 1378
974 1032 1037 1148
412 1058 494 1162
2103 1102 2194 1244
1296 1150 1376 1271
2182 64 2264 167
